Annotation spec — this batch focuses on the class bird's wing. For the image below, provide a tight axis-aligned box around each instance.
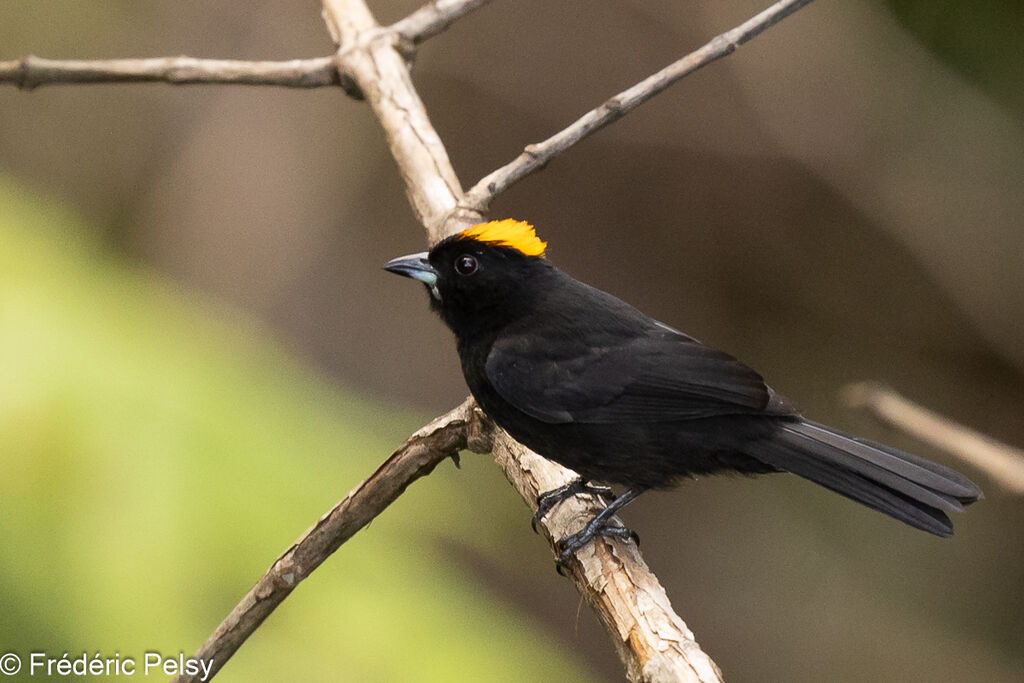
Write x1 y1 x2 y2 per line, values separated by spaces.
485 328 779 424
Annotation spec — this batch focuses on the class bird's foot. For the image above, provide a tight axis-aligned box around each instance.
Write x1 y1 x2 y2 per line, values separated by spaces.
554 522 639 574
532 478 614 532
548 486 646 574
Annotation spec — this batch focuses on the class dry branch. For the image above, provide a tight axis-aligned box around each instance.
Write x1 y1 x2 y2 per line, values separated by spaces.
171 398 490 683
491 433 724 682
392 0 497 46
0 55 343 90
843 382 1024 494
0 2 486 92
463 0 816 210
323 0 483 241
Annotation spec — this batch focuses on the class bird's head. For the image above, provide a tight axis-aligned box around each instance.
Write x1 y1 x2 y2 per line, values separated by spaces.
384 219 552 336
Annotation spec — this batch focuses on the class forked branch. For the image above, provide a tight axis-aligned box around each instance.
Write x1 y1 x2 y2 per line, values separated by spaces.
322 0 483 240
0 0 493 91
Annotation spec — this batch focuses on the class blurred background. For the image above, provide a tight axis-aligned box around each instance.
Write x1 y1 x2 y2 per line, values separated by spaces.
2 0 1022 680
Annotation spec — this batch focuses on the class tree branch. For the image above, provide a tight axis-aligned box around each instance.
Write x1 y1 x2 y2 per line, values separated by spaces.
170 398 491 683
322 0 483 241
843 382 1024 495
392 0 497 46
490 431 724 682
0 1 489 92
463 0 815 211
0 55 345 90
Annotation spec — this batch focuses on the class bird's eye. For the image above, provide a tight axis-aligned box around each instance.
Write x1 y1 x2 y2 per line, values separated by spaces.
454 254 479 276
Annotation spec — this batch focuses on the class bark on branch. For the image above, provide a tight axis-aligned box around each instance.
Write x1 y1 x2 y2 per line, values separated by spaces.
0 0 492 92
322 0 483 240
0 55 344 90
490 431 724 682
392 0 497 46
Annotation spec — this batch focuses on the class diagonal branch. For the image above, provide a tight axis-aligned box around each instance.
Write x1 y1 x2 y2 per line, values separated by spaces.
490 434 724 682
171 398 491 683
0 55 346 91
392 0 498 46
463 0 815 211
843 382 1024 494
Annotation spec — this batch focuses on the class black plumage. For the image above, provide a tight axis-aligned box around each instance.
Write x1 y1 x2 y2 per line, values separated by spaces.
385 221 980 561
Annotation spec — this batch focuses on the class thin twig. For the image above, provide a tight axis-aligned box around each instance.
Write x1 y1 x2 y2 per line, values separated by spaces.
463 0 816 211
171 399 490 683
0 55 344 90
391 0 497 46
843 382 1024 495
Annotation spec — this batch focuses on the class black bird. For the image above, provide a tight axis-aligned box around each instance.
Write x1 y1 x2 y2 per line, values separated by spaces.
385 219 981 565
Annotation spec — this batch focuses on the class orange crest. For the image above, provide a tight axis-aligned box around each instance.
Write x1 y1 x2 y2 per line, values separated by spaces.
457 219 547 257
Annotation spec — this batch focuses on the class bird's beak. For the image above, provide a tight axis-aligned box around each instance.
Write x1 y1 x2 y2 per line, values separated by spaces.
383 252 437 285
383 252 441 300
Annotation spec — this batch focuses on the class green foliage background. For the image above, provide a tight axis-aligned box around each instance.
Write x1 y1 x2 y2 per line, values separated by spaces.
0 177 593 681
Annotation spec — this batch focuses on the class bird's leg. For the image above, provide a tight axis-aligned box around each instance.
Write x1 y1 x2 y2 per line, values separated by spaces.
532 477 615 532
555 487 646 570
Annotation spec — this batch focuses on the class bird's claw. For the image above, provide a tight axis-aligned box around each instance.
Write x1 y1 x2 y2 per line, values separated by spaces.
553 524 640 573
531 478 614 533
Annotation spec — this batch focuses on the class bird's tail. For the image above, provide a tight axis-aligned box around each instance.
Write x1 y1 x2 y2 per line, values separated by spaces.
752 419 982 536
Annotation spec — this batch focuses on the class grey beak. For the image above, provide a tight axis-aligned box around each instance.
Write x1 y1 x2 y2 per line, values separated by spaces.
383 252 438 285
384 252 441 300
